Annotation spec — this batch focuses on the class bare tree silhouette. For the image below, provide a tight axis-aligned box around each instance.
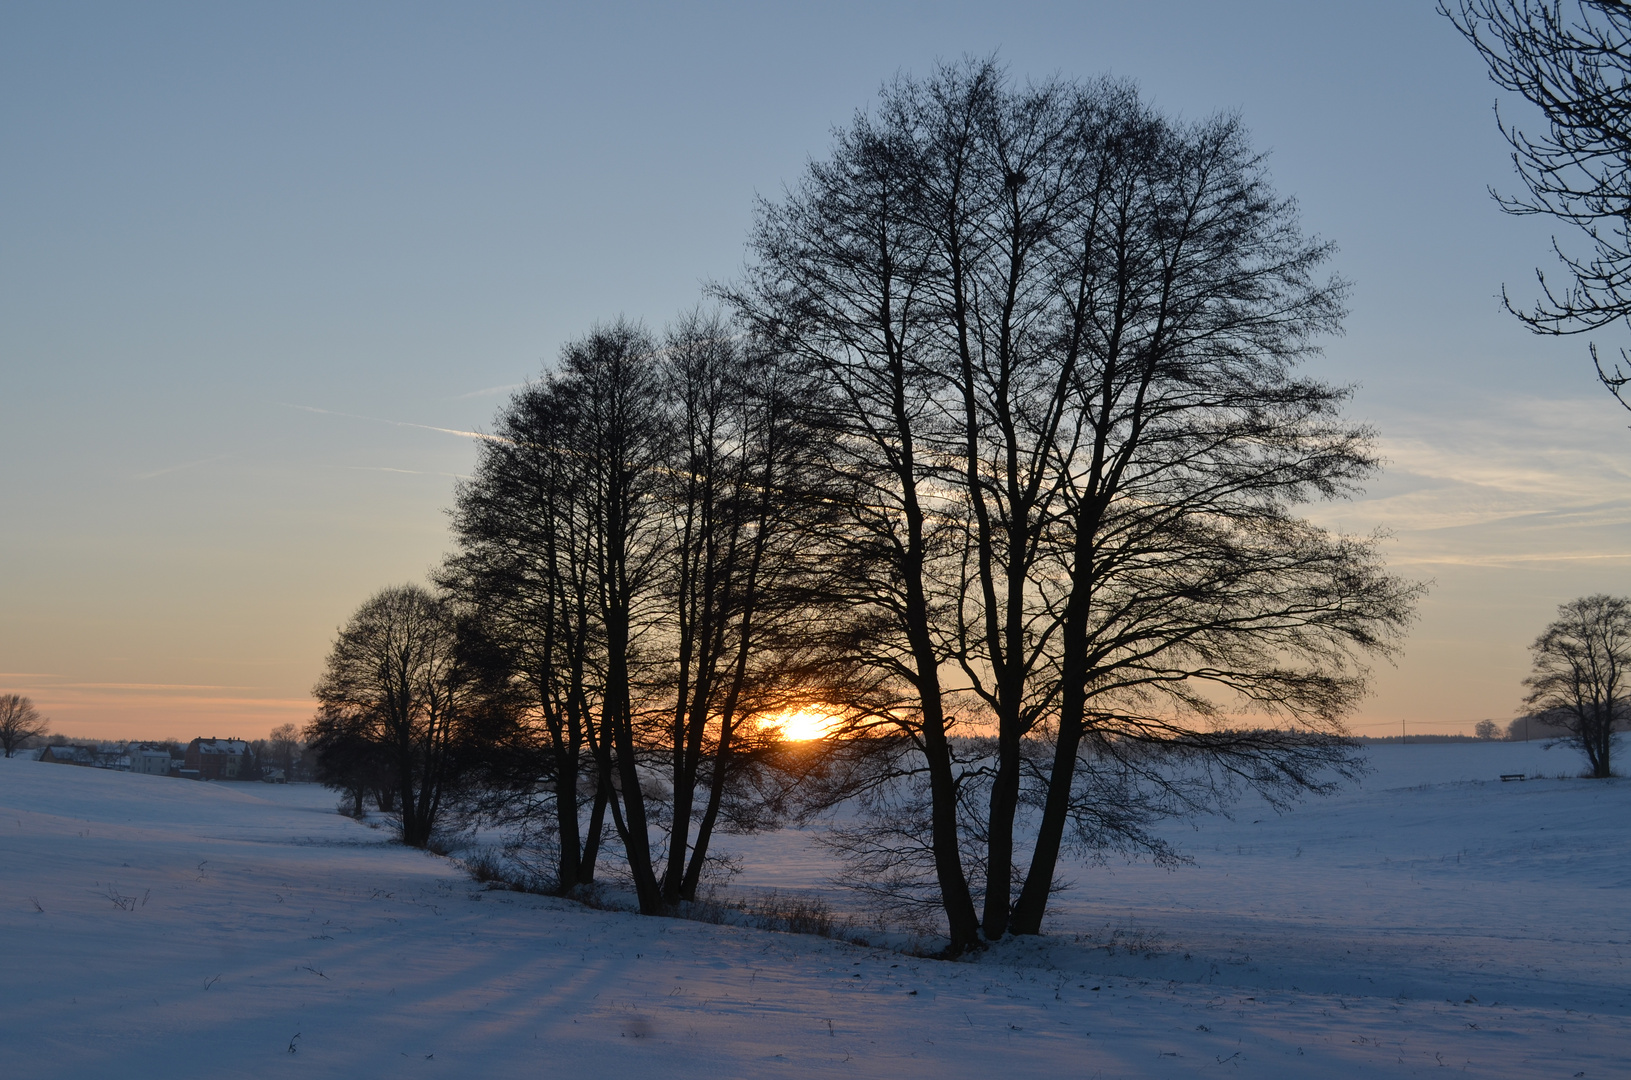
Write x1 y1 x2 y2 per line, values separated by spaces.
0 694 48 758
1445 1 1631 412
731 59 1418 951
1522 593 1631 777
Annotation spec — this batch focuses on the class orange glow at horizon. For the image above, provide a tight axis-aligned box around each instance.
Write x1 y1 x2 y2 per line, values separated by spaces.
760 707 842 741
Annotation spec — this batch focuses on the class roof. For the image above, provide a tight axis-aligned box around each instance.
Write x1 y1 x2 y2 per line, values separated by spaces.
191 739 248 755
41 745 96 763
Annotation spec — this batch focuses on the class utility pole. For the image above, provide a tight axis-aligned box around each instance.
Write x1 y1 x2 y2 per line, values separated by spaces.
1401 717 1407 744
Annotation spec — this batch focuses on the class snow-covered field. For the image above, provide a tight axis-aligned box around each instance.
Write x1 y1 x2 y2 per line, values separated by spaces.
2 742 1626 1078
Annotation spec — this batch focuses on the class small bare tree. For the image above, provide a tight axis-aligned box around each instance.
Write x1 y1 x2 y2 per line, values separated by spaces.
1475 718 1501 740
1522 593 1631 777
267 722 301 779
0 694 49 757
308 585 513 845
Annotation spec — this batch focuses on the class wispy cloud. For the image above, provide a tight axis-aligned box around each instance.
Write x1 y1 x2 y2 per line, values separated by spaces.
44 682 260 692
3 674 265 692
1307 393 1631 568
39 694 315 712
280 403 510 444
1390 550 1631 568
133 454 233 481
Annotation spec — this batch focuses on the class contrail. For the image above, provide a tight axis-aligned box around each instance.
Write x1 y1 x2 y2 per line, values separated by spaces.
342 466 473 479
280 403 512 444
452 383 525 400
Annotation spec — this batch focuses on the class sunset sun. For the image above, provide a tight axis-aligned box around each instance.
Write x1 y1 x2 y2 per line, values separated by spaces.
761 707 841 741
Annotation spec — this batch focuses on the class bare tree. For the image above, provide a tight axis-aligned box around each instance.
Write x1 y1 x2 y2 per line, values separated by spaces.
732 59 1418 951
449 319 679 912
1522 593 1631 776
734 108 984 946
268 722 302 779
1475 718 1502 739
557 321 674 913
306 703 393 815
652 312 834 905
308 585 511 846
444 368 616 893
1009 98 1421 934
0 694 48 758
1444 1 1631 412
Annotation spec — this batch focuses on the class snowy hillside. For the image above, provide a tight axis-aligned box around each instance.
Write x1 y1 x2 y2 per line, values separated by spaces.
1 742 1626 1078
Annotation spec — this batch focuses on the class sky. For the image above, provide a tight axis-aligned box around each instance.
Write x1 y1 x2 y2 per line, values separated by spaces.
2 1 1628 741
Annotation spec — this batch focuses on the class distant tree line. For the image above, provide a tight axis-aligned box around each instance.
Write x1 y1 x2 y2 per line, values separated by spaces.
306 61 1421 952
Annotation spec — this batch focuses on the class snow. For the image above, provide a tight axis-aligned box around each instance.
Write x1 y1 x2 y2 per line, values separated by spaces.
2 742 1626 1078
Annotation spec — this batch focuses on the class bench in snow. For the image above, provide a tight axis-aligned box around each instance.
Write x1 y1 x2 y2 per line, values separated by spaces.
1500 774 1526 782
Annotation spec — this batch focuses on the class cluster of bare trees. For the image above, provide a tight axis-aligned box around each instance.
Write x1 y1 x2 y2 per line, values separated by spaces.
438 314 831 909
307 61 1418 950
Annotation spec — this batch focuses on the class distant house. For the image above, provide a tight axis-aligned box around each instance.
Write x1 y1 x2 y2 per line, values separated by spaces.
38 743 140 770
39 745 96 766
128 745 172 777
184 738 249 781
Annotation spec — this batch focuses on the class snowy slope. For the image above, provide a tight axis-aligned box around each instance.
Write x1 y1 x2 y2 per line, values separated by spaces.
1 744 1626 1079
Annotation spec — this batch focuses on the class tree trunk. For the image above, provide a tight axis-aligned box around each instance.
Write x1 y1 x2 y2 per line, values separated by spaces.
982 727 1021 938
579 772 610 885
1009 696 1085 935
1010 535 1095 935
904 546 981 953
607 626 662 913
554 744 583 891
677 710 733 902
921 703 981 954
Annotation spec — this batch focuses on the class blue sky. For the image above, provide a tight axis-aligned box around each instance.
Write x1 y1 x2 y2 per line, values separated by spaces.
3 1 1628 738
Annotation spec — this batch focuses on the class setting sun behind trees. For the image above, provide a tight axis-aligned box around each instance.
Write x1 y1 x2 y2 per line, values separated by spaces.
760 707 842 741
